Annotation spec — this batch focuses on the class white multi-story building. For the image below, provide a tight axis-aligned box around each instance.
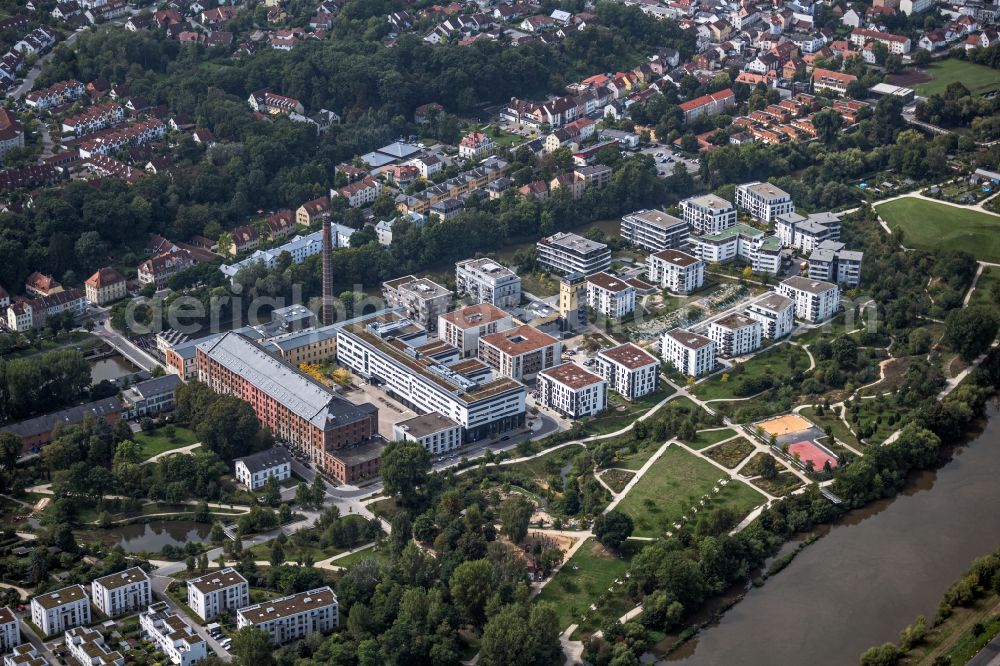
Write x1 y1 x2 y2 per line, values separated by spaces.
393 412 462 455
595 343 659 400
537 232 611 275
585 272 636 319
478 324 562 382
336 311 527 441
236 587 338 645
187 569 249 622
778 276 841 322
647 249 705 294
139 602 207 666
383 275 453 332
0 607 19 653
708 313 763 357
30 585 90 636
745 292 795 339
620 209 690 253
438 303 513 359
807 241 863 287
332 175 382 208
455 257 521 308
234 447 292 490
690 224 782 275
662 328 716 377
680 194 737 234
774 211 841 253
91 567 151 618
65 626 124 666
5 643 46 666
220 224 355 282
735 181 794 222
537 363 607 418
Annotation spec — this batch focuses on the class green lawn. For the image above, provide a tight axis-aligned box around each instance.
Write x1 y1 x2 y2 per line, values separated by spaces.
331 544 390 569
913 59 1000 96
581 386 674 436
134 426 199 460
535 537 637 631
799 406 862 449
969 266 1000 316
877 197 1000 263
691 344 810 401
681 428 736 450
616 445 765 538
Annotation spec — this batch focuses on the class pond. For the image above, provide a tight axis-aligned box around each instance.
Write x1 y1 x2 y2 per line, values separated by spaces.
89 355 139 384
87 521 213 553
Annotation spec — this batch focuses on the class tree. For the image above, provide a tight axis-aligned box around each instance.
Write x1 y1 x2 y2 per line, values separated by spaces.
449 559 494 626
593 510 634 550
859 642 901 666
759 454 779 480
389 512 412 556
944 305 998 361
380 440 432 506
231 627 274 666
500 495 533 544
912 48 932 66
871 41 889 66
269 539 284 566
679 134 699 153
295 481 312 508
812 109 843 145
310 475 326 507
262 475 280 507
479 603 559 666
0 433 20 472
195 396 261 461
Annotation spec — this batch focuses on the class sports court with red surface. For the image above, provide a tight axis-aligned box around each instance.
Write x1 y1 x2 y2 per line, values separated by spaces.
788 440 838 470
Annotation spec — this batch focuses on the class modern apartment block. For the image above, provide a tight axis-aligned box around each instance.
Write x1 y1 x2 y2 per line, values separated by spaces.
735 181 794 221
647 249 705 294
708 314 763 357
65 627 123 666
0 607 19 654
689 223 782 275
620 209 690 253
585 272 636 319
807 241 863 287
336 310 527 441
537 364 608 419
234 447 292 490
5 643 47 666
30 585 90 636
662 328 717 377
680 194 737 234
187 569 249 622
537 232 611 275
236 587 338 645
775 211 841 253
197 331 382 484
91 567 151 618
382 275 453 332
745 292 796 339
778 276 841 322
595 343 659 400
139 602 207 666
478 324 562 382
393 412 462 455
455 257 521 308
438 303 513 359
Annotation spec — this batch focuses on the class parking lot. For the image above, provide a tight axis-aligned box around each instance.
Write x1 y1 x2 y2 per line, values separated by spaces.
638 143 700 177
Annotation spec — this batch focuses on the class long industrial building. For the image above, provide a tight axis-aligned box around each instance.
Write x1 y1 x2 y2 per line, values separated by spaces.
196 331 383 483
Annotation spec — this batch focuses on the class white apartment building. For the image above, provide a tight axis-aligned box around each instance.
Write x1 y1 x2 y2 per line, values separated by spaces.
708 313 763 357
620 209 690 253
336 311 527 441
64 626 124 666
774 211 841 253
382 275 453 332
139 602 207 666
187 569 249 622
745 292 796 339
233 447 292 490
478 324 562 382
455 257 522 308
595 343 659 400
393 412 462 455
662 328 717 377
778 276 841 322
585 272 636 319
735 181 794 222
807 240 863 287
5 643 46 666
537 232 611 275
236 587 338 645
537 363 608 419
438 303 513 358
680 194 737 234
30 585 90 636
91 567 151 618
0 607 19 653
647 249 705 294
690 224 782 275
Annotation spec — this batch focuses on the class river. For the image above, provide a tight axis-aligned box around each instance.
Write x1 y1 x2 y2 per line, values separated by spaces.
669 402 1000 666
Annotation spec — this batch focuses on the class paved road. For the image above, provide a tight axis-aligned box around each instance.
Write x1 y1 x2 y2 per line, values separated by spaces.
17 616 59 664
150 574 232 662
969 632 1000 666
97 319 161 371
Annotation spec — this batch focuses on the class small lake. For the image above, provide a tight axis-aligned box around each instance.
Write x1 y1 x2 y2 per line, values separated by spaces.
91 521 212 553
89 355 139 384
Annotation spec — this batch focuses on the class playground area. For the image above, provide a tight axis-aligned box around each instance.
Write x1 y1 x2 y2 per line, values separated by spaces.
756 413 840 471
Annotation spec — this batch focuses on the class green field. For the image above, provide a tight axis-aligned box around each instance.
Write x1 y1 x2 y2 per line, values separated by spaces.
616 445 765 538
877 197 1000 263
535 537 637 630
913 59 1000 96
968 266 1000 315
692 344 810 401
134 426 199 460
681 428 737 450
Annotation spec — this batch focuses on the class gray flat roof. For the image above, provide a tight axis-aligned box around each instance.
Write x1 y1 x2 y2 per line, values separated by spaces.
395 411 460 438
781 275 837 294
0 397 122 440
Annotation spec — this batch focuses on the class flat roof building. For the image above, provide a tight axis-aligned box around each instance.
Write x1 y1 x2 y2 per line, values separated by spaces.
5 643 48 666
595 343 659 400
745 292 795 339
735 181 794 221
91 567 151 618
778 276 841 322
708 313 763 358
64 626 123 666
187 568 249 622
438 303 514 359
647 249 705 294
30 585 90 636
621 209 690 253
139 602 206 666
537 363 607 419
680 195 737 235
392 412 462 455
382 275 453 332
662 328 716 377
537 232 611 275
455 257 522 308
585 272 636 320
478 324 562 382
0 607 19 654
236 587 338 645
